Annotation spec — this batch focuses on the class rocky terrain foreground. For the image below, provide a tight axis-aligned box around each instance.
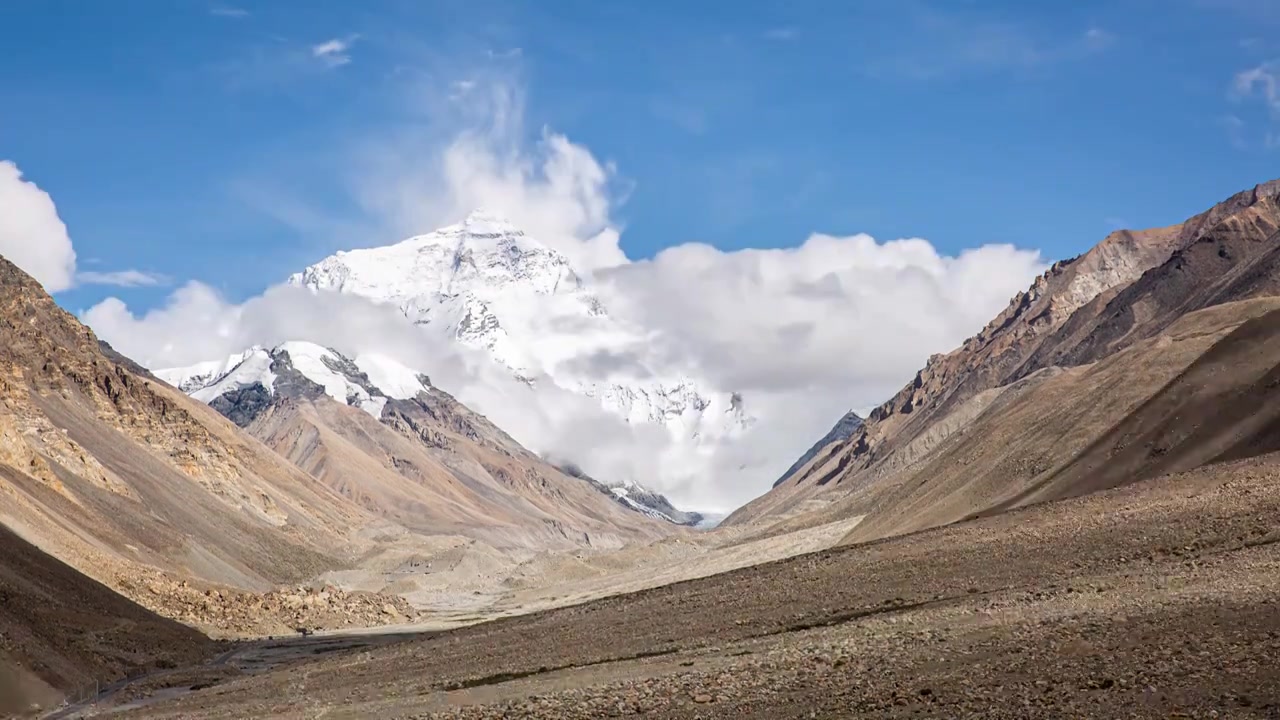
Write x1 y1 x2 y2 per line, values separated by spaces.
97 448 1280 719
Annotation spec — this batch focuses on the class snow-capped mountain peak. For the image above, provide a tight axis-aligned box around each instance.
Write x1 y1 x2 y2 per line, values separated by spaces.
281 213 752 518
285 211 751 441
154 342 430 423
288 209 585 306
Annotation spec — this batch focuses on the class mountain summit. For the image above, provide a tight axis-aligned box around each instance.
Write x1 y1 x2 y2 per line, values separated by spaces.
288 210 753 457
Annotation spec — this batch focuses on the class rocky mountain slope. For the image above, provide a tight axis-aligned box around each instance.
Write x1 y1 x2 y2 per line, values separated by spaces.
730 178 1280 532
0 523 211 716
287 209 752 457
772 410 862 488
0 255 374 594
157 342 694 533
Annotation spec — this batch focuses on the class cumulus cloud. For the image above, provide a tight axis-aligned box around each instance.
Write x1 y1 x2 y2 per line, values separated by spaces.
329 80 628 274
598 237 1043 395
82 76 1046 512
0 160 174 293
0 160 77 292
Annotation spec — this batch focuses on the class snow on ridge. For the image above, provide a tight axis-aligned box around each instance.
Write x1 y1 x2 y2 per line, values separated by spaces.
355 353 430 400
154 348 259 394
189 349 276 404
157 342 431 420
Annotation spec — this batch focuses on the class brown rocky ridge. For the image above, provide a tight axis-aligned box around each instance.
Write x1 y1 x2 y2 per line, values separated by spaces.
731 177 1280 531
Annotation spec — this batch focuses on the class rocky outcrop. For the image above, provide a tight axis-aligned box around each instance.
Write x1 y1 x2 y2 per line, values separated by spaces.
113 570 420 638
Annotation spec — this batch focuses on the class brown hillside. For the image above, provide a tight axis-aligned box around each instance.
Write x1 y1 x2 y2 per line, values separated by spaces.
0 522 211 716
0 255 377 624
730 179 1280 529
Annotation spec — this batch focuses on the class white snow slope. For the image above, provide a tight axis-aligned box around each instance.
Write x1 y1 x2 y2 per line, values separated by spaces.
286 209 754 446
155 341 426 420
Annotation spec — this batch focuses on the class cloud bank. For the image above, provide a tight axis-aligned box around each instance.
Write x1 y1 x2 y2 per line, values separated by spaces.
81 78 1046 512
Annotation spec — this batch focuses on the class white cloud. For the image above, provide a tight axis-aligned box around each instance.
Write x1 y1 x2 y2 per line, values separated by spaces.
312 36 357 68
83 77 1046 512
764 27 799 41
1228 61 1280 149
597 237 1044 395
76 269 170 287
83 282 681 504
210 5 249 19
0 160 175 294
265 78 629 274
1234 61 1280 113
0 160 76 292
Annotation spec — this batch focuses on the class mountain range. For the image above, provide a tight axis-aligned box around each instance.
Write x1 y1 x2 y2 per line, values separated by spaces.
156 341 706 528
7 178 1280 715
153 210 757 524
0 248 670 630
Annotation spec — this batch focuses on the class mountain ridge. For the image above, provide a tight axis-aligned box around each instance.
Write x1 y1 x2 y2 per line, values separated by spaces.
730 177 1280 527
157 341 702 529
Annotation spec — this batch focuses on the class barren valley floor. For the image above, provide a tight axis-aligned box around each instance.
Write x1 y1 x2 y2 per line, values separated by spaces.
67 450 1280 719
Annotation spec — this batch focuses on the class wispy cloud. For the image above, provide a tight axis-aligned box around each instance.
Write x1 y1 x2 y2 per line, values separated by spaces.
1234 61 1280 112
77 270 171 288
449 79 477 100
312 36 358 68
209 4 249 19
213 34 362 89
863 6 1114 80
1083 27 1116 52
1227 61 1280 150
764 27 799 41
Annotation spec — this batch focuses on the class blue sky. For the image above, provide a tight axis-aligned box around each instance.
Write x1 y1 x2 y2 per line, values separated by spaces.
2 0 1279 314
